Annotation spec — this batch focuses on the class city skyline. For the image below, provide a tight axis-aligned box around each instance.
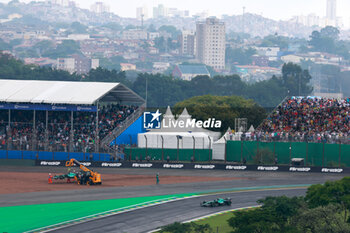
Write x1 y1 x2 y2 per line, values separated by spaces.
1 0 350 22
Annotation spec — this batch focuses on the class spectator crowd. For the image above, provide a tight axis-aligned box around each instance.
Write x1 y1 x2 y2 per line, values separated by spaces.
0 104 137 152
244 97 350 144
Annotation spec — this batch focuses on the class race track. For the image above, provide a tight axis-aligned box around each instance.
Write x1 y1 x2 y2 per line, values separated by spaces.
0 166 347 233
0 167 345 207
49 188 306 233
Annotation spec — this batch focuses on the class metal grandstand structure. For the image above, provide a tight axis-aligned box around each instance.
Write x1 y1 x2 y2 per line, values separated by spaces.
0 80 145 153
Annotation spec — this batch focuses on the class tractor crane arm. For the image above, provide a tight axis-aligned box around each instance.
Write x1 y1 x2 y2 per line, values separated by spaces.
65 158 90 173
65 158 102 185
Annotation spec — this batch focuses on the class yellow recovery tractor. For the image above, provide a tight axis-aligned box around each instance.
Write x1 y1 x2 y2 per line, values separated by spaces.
65 158 102 185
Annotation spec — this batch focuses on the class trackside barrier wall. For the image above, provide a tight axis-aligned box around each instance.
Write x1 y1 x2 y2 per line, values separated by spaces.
0 150 112 161
34 160 349 174
124 148 211 162
1 141 349 166
227 141 350 167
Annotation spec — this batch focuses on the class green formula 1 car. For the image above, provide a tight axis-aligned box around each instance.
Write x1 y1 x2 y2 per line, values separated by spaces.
200 198 232 207
53 172 77 180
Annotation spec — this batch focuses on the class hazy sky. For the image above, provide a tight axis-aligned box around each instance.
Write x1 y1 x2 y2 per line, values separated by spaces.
2 0 350 22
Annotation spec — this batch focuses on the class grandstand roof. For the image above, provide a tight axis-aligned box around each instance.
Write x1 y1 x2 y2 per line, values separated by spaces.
177 64 210 75
0 80 144 105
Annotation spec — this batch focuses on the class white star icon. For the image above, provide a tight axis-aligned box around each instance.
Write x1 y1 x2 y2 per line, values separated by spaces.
150 110 162 122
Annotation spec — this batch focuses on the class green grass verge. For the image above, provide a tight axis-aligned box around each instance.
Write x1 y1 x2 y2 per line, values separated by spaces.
0 193 196 233
194 211 234 233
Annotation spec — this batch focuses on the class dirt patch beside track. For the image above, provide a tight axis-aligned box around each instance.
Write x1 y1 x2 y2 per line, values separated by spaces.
0 171 246 194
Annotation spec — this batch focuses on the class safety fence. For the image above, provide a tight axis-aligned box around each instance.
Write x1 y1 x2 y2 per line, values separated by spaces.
0 150 116 162
124 148 212 162
226 141 350 167
2 141 350 167
34 160 349 174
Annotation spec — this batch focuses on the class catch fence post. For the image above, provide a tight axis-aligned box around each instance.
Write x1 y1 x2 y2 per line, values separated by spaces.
192 136 196 162
144 135 147 161
339 143 341 167
208 136 212 162
240 140 243 163
306 142 308 166
322 143 325 167
161 135 164 162
224 136 227 163
257 141 260 164
289 142 292 165
129 147 132 161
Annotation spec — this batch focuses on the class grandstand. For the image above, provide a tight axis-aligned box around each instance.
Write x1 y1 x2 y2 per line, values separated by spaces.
251 97 350 144
0 80 145 154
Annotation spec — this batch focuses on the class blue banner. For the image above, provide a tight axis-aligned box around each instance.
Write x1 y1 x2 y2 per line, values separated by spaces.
0 103 97 112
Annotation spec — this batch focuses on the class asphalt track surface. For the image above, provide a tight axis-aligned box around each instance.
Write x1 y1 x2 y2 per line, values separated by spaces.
1 166 348 232
49 188 306 233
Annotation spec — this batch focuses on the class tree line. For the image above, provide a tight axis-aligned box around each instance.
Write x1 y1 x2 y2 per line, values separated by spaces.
160 177 350 233
0 52 313 108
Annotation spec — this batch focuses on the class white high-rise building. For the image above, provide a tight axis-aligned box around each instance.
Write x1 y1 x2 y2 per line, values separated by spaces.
293 14 320 27
153 4 166 18
326 0 337 26
90 2 110 14
56 56 99 74
136 6 148 20
196 17 226 70
48 0 69 6
180 30 196 56
327 0 337 21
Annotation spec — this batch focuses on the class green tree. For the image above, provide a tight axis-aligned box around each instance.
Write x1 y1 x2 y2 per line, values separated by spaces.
85 67 129 85
260 35 290 50
291 204 350 233
154 36 166 52
99 56 127 70
226 47 257 65
174 95 266 131
167 37 180 51
102 22 122 31
228 208 282 233
159 25 180 38
246 75 287 108
0 52 80 81
320 26 340 40
281 62 313 96
160 222 211 233
33 40 54 56
191 223 212 233
306 177 350 222
125 25 136 30
132 73 189 107
43 40 81 58
160 222 192 233
9 38 22 47
341 71 350 97
147 24 157 32
228 196 304 233
309 26 342 54
70 22 88 34
0 38 11 51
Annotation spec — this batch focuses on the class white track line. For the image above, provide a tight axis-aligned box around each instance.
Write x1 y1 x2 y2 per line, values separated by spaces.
183 205 262 222
26 196 199 233
148 205 261 233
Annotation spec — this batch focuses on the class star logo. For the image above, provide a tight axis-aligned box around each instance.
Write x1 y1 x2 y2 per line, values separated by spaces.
150 110 162 122
143 110 162 129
